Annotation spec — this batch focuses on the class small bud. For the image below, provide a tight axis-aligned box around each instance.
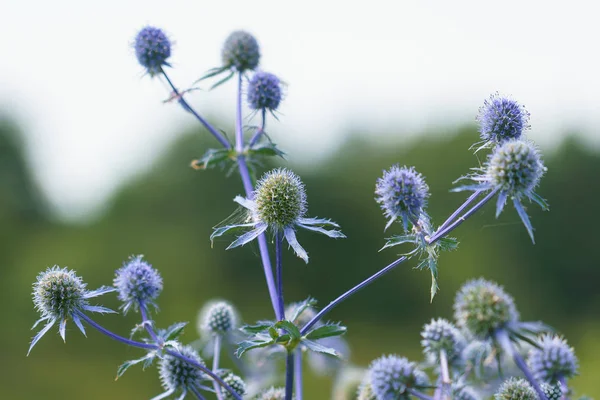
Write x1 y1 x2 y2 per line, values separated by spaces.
255 168 307 230
453 278 519 339
158 345 206 395
247 71 283 111
198 300 238 335
375 165 429 231
216 370 246 400
134 26 171 76
494 377 537 400
255 387 287 400
222 30 260 72
421 318 466 365
368 355 429 399
114 255 163 314
478 93 530 144
541 382 563 400
528 335 578 383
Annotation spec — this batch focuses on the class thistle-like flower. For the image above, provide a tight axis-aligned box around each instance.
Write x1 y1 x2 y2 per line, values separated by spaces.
254 387 287 400
454 139 548 242
375 165 429 231
222 30 260 73
421 318 466 366
477 93 530 147
217 370 246 400
155 345 210 400
114 255 163 314
494 377 538 400
528 335 578 383
134 26 171 76
28 266 115 355
541 382 563 400
198 300 238 336
368 355 429 399
248 71 283 112
211 168 345 263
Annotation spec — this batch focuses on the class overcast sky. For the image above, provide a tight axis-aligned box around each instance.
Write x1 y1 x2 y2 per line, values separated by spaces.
1 0 598 219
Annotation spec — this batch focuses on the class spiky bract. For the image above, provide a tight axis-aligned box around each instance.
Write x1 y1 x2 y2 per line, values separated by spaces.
454 279 519 339
134 26 171 76
478 93 530 144
494 377 538 400
222 30 260 72
255 168 307 230
199 300 238 335
421 318 466 365
375 165 429 231
368 355 429 399
248 71 282 111
114 255 163 314
528 335 578 383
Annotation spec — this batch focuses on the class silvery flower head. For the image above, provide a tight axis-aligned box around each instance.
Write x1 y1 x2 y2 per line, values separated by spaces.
454 139 548 243
156 345 210 399
494 377 537 400
528 335 578 383
454 278 519 339
477 93 530 146
29 266 115 355
134 26 171 76
198 300 238 336
421 318 466 366
222 30 260 72
114 255 163 314
248 71 283 112
368 355 429 400
541 382 563 400
375 165 429 231
211 168 345 263
217 370 246 400
254 387 287 400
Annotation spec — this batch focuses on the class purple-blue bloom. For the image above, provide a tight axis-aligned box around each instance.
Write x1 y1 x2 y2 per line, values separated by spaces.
156 345 210 400
528 335 578 383
494 377 537 400
222 30 260 72
29 266 115 355
134 26 171 76
114 255 163 314
198 300 238 335
247 71 283 111
217 370 247 400
478 93 530 146
368 354 429 399
421 318 466 366
375 165 429 231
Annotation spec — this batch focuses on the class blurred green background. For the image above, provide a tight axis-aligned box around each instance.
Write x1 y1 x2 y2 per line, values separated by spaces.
1 117 598 399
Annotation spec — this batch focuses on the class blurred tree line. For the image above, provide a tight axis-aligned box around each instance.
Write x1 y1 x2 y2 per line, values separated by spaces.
1 117 598 398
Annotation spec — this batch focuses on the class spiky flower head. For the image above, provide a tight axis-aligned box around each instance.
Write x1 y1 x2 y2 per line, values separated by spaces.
113 255 163 314
375 165 429 231
158 345 207 397
255 168 307 230
217 370 246 400
357 378 376 400
494 377 537 400
222 30 260 72
254 387 287 400
134 26 171 76
368 355 429 399
528 335 578 383
29 266 115 355
248 71 283 111
541 382 563 400
421 318 466 365
198 300 238 336
478 93 530 144
454 278 519 339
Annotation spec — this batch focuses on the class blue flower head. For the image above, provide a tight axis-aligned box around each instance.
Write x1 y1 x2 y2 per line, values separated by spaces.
368 355 429 399
494 377 537 400
421 318 466 366
211 168 345 263
217 370 246 400
454 278 519 339
29 266 115 355
477 93 530 146
134 26 171 76
247 71 283 111
114 255 163 314
157 345 210 399
528 335 578 383
222 30 260 72
375 165 429 231
198 300 238 335
454 139 548 243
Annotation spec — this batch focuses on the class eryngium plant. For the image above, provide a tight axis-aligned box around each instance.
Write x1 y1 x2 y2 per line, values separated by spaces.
25 24 591 400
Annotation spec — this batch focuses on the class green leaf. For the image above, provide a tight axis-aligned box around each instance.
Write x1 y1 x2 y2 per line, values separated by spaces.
301 339 341 358
289 297 318 324
248 142 286 158
274 320 301 340
210 71 235 90
436 236 459 252
191 148 235 171
380 234 417 251
116 353 155 380
305 324 347 341
240 321 273 335
194 66 230 84
429 256 439 303
235 338 274 358
162 322 188 342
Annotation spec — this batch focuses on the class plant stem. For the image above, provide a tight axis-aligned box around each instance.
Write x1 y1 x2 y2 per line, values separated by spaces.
160 69 230 149
439 349 451 400
275 230 285 320
235 73 244 153
428 188 499 245
212 335 224 400
248 109 266 147
139 301 159 342
285 352 295 400
559 375 569 400
294 349 303 400
189 386 207 400
407 388 434 400
300 256 407 335
437 190 482 232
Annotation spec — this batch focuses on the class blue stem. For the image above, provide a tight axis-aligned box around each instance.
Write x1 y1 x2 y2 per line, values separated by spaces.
235 72 244 153
160 69 231 149
139 301 159 342
212 335 224 400
428 188 499 244
285 352 295 400
294 349 303 400
437 190 483 232
559 375 569 400
248 109 266 148
189 386 207 400
275 230 285 320
300 256 407 335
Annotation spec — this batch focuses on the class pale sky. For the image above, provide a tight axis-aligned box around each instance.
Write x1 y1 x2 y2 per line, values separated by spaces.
1 0 598 220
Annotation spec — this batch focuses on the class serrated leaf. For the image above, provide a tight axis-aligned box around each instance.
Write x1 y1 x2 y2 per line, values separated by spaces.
116 353 155 380
274 320 301 340
240 321 273 335
235 339 274 358
436 236 459 252
429 257 439 303
162 322 188 342
191 148 235 171
301 339 341 358
289 297 318 324
248 143 286 158
380 234 417 251
305 324 347 341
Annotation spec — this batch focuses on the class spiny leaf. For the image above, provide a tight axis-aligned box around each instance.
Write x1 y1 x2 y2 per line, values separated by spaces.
305 324 347 341
289 297 318 324
301 339 341 358
240 321 273 335
162 322 188 342
235 339 274 358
